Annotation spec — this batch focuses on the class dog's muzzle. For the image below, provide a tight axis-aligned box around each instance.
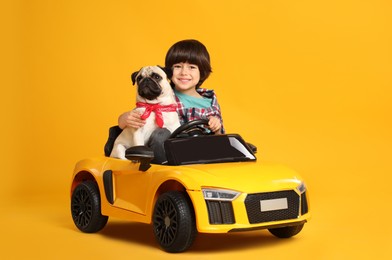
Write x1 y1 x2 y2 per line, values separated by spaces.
138 78 162 100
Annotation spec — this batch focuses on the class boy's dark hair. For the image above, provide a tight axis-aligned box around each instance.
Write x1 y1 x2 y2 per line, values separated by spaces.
165 39 212 88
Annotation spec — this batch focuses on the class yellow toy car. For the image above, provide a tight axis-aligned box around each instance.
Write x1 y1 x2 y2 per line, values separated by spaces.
70 120 310 253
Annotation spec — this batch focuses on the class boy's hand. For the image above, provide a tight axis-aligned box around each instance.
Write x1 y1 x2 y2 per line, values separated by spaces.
208 116 222 134
118 110 146 129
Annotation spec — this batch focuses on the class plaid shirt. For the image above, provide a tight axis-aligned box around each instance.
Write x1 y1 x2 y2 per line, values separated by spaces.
175 88 225 134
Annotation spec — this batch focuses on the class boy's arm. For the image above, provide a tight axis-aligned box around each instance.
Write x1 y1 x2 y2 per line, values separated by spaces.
118 110 146 129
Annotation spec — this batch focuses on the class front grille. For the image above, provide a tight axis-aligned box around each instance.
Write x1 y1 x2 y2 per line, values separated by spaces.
206 201 235 224
301 191 309 215
245 190 300 224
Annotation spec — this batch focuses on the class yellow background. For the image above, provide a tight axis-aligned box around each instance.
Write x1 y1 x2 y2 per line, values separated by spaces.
2 0 391 259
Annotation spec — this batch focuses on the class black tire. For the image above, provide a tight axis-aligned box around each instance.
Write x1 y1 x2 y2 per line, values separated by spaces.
71 180 108 233
268 224 304 238
152 191 197 253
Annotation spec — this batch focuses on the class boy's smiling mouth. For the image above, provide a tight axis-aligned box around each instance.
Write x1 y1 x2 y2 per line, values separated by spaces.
178 78 191 83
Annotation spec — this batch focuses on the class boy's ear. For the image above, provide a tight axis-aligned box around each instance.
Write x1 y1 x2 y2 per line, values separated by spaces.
158 65 172 79
131 70 140 85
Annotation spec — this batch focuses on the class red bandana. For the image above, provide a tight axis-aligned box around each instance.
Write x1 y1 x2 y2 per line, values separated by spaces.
136 102 177 128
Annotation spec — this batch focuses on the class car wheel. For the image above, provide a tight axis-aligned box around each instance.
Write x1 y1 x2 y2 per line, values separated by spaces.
71 180 108 233
268 224 304 238
152 191 197 253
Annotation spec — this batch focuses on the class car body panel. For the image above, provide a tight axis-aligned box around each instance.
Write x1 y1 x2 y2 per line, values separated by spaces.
71 155 311 233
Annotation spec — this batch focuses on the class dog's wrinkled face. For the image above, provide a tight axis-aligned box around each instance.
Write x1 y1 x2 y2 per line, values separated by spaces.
131 66 168 101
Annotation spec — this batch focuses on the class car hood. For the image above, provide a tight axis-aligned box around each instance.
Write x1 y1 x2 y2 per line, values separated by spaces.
160 160 304 193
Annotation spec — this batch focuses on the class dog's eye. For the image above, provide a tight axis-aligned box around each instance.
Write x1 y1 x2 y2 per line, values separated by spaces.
151 73 162 81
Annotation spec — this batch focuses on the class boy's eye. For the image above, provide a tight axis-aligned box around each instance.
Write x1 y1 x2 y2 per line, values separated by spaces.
172 64 198 70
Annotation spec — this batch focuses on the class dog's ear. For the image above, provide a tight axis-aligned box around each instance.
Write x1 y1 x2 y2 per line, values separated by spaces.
131 70 140 85
158 65 172 79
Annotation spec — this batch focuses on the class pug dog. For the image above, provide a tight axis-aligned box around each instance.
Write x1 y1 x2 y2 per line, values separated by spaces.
110 66 180 159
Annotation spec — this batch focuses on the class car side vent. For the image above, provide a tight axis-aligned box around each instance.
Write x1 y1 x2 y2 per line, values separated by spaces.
301 192 309 215
103 170 114 204
206 201 235 224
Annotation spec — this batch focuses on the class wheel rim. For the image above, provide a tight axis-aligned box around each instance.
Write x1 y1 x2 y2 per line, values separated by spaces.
72 187 93 229
154 198 178 246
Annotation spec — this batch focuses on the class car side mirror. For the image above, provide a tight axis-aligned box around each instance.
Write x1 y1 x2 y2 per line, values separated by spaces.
246 142 257 154
125 146 154 171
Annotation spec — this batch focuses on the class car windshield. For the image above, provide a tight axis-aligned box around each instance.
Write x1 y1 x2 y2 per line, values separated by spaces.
164 134 256 165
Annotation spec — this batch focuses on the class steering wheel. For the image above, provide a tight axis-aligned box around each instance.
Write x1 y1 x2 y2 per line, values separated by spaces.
170 119 214 138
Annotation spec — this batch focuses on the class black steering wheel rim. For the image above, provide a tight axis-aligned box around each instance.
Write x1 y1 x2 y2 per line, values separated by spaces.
170 119 212 138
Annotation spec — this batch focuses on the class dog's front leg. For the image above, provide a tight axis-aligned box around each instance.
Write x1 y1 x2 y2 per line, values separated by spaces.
110 144 127 160
132 129 146 146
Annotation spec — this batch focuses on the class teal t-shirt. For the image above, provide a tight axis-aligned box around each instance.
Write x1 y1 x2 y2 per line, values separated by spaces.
174 90 212 108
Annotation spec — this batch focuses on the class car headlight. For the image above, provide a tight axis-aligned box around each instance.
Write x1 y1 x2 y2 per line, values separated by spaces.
297 182 307 194
202 188 240 201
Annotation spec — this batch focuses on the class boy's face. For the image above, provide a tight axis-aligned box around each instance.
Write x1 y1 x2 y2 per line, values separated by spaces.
171 62 200 94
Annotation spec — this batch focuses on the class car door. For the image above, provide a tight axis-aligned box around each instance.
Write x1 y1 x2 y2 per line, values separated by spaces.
111 160 152 215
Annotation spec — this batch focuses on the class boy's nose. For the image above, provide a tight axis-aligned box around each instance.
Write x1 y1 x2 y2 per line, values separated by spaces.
180 67 189 74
